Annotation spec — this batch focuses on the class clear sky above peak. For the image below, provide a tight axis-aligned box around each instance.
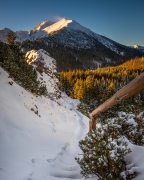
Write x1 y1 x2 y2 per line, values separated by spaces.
0 0 144 46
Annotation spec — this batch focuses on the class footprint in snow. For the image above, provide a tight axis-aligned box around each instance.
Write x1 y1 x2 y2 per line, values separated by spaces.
47 159 55 163
31 158 35 164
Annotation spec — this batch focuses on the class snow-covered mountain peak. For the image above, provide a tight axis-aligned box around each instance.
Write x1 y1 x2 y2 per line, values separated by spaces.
24 18 93 39
0 18 95 43
43 18 73 34
42 18 93 35
0 18 142 63
29 20 54 34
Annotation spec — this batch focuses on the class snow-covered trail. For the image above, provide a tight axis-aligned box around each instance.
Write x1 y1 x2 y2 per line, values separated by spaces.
0 67 89 180
48 110 87 179
27 104 88 180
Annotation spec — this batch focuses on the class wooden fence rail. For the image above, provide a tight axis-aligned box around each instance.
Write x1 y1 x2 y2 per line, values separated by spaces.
89 72 144 133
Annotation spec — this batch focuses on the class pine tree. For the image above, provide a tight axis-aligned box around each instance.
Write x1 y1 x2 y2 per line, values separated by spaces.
76 118 132 180
0 41 47 96
73 79 85 99
76 110 144 179
7 31 16 45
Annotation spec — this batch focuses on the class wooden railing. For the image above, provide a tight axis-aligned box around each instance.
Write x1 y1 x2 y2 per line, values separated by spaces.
89 72 144 133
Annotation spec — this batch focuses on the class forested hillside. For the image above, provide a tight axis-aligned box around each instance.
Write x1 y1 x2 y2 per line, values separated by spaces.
59 57 144 117
0 41 47 96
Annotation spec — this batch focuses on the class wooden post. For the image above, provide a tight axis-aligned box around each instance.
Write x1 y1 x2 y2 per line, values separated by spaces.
89 72 144 133
89 117 97 133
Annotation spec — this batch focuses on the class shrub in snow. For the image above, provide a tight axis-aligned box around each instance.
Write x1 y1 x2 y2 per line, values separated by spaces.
117 112 144 146
76 111 144 179
76 124 131 179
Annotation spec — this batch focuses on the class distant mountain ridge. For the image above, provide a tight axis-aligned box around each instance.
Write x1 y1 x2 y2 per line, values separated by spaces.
0 18 143 71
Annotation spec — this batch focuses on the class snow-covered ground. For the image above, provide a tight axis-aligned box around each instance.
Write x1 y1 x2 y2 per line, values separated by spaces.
0 47 144 180
0 67 89 180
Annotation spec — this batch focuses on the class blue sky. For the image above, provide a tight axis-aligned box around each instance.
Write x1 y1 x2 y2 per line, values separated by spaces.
0 0 144 46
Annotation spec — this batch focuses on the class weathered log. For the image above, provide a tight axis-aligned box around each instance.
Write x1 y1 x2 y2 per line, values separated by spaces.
89 72 144 133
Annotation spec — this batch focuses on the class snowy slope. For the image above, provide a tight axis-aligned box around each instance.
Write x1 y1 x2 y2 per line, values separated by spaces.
1 66 144 180
25 49 60 99
126 141 144 180
0 66 89 180
15 30 28 41
1 50 144 180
